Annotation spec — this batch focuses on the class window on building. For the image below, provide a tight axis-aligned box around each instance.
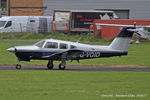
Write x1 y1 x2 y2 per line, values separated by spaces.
1 0 6 9
1 0 6 15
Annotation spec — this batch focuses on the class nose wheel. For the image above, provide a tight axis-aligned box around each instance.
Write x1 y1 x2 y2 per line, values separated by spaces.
16 64 21 70
16 59 21 70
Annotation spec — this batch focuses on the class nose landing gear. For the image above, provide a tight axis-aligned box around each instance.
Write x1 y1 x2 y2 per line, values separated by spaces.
16 60 21 70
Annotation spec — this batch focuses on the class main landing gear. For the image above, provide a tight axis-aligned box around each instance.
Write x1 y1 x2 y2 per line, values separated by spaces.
47 59 66 70
47 60 54 69
59 59 66 70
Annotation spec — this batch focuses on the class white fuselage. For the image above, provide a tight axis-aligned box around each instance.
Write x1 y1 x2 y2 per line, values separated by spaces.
8 38 130 61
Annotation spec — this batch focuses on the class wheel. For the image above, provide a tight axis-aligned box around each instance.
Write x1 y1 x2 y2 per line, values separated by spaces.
16 64 21 70
59 64 66 70
47 60 54 69
130 40 133 44
47 63 53 69
47 64 53 69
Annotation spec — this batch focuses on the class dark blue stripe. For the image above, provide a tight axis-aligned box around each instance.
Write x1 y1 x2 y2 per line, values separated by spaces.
117 27 135 38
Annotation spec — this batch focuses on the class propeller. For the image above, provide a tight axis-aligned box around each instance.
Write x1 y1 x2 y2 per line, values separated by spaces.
15 48 17 53
7 41 17 53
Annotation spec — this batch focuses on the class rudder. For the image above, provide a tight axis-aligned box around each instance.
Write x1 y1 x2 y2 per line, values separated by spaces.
109 27 135 52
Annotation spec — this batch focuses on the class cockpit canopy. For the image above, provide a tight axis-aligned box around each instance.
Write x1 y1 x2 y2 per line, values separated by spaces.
34 39 77 49
34 40 45 48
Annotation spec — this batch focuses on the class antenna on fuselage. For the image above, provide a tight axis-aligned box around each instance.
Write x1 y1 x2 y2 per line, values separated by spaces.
76 37 82 43
134 22 136 28
12 41 14 47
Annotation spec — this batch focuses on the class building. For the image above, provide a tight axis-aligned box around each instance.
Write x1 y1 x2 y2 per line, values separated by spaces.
2 0 150 19
43 0 150 19
6 0 44 16
0 0 6 16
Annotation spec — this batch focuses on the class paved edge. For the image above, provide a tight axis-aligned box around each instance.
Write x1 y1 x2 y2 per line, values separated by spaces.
0 65 150 72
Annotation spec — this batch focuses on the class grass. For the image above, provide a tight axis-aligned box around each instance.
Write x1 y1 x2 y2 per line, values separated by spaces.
0 32 112 43
0 41 150 67
0 33 150 100
0 71 149 100
0 32 150 67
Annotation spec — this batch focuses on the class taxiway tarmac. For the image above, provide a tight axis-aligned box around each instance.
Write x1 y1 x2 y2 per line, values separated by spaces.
0 65 150 71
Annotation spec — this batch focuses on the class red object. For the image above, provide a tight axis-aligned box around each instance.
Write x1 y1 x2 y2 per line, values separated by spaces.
93 19 150 39
38 27 40 33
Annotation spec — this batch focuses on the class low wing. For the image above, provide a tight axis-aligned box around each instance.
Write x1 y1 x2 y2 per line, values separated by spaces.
95 23 135 27
66 50 84 59
42 49 84 60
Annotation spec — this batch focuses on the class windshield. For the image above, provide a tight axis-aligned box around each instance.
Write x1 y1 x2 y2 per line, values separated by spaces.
144 27 150 35
0 21 6 27
34 40 45 48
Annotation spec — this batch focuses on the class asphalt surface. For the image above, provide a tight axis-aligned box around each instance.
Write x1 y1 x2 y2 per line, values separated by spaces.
0 65 150 72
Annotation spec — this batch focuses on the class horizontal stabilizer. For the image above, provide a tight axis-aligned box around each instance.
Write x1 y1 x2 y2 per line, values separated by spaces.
95 23 150 28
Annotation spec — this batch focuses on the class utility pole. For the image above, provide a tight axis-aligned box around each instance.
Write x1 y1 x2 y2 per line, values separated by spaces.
0 0 1 16
8 0 11 16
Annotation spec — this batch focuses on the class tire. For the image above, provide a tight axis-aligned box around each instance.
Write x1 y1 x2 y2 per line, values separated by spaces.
59 64 66 70
16 64 21 70
47 63 53 69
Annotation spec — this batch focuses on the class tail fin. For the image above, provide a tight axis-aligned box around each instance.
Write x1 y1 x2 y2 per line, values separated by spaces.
109 27 135 52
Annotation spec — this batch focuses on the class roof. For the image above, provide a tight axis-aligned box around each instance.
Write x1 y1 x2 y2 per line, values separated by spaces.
54 9 114 13
0 16 53 21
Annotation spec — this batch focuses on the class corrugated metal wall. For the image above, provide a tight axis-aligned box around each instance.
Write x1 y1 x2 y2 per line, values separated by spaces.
43 0 150 19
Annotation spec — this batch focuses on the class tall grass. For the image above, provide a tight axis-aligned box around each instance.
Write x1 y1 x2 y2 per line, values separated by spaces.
0 32 112 44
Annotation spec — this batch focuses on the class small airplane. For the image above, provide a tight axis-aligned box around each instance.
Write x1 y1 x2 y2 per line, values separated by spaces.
8 26 137 70
131 27 150 44
96 23 150 44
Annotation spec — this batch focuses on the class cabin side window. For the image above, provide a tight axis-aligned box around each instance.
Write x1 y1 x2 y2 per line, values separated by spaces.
45 42 58 49
60 43 68 49
70 45 77 49
5 21 12 28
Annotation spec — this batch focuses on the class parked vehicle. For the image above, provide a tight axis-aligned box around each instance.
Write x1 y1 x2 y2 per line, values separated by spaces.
0 16 53 33
52 10 118 33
